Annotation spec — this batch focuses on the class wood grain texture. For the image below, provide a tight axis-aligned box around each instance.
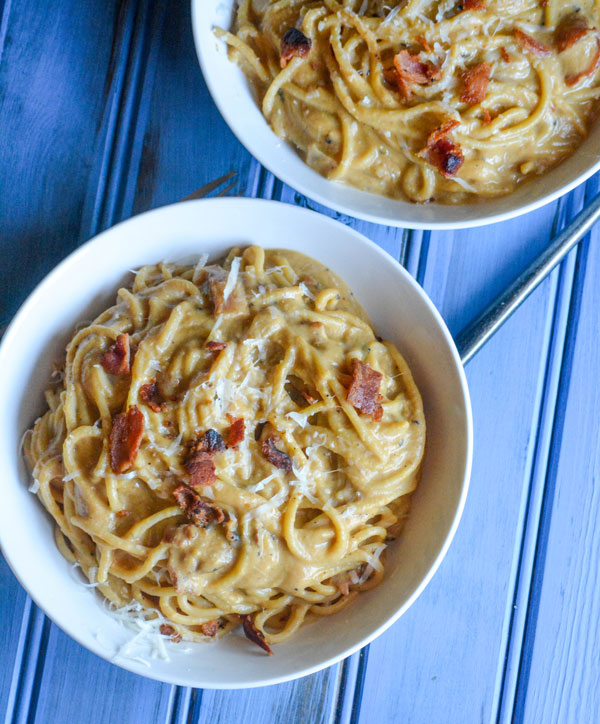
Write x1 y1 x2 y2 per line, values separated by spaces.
1 0 600 722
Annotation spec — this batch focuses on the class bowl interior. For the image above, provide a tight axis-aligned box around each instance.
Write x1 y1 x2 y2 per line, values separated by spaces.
0 198 472 688
193 1 600 229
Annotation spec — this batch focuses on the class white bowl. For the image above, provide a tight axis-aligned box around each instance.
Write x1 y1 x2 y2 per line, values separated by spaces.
0 198 472 688
192 0 600 230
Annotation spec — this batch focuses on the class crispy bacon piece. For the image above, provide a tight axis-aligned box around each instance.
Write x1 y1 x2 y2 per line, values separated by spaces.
556 12 590 53
389 50 442 100
159 624 182 643
185 452 216 487
193 429 226 455
419 120 464 178
261 435 293 471
109 406 144 474
280 28 312 68
200 620 220 637
101 334 131 376
346 359 384 420
226 417 245 449
482 109 492 125
460 62 491 105
500 46 511 63
139 379 166 412
514 29 552 57
184 430 225 487
173 485 225 527
242 615 273 655
566 37 600 86
206 340 227 352
461 0 485 9
202 265 248 317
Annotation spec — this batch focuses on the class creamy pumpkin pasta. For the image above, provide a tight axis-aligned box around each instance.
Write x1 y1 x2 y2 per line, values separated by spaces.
24 246 425 653
218 0 600 204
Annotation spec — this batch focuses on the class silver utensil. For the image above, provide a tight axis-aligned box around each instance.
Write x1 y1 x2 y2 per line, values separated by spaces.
456 190 600 365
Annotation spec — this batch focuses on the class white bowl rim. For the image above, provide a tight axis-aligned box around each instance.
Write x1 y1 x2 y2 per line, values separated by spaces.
0 197 473 688
191 0 600 231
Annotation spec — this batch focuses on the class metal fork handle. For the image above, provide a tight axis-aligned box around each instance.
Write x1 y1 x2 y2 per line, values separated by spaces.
456 190 600 365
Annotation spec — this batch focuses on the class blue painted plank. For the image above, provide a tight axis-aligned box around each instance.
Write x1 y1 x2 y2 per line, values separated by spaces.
0 0 120 325
512 176 600 723
131 1 255 214
25 625 173 724
0 555 30 716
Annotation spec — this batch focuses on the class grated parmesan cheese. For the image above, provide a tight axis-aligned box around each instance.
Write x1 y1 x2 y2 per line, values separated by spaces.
222 256 241 302
287 411 308 429
298 281 315 300
192 253 209 284
247 471 278 493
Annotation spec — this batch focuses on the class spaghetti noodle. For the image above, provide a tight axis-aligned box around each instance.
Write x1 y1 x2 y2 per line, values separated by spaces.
24 247 425 652
217 0 600 204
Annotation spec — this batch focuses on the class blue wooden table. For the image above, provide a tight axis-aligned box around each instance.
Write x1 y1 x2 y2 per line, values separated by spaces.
1 2 599 722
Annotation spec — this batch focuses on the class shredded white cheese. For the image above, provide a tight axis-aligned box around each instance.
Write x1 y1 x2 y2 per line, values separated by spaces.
247 471 278 493
287 411 308 429
222 256 241 302
166 432 183 457
192 253 209 284
298 281 315 300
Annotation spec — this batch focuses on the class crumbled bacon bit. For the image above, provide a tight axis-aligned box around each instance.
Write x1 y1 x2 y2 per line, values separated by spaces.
101 334 131 376
388 50 441 100
139 379 166 412
186 452 216 487
241 615 273 655
160 623 182 643
206 340 227 352
417 35 432 53
514 29 552 57
427 119 460 145
109 406 144 474
280 28 312 68
500 46 511 63
226 418 245 449
556 12 590 52
184 430 225 487
261 435 293 471
200 620 220 637
420 121 464 178
116 509 130 518
566 37 600 86
193 429 226 455
482 109 492 125
346 359 383 420
461 0 485 9
173 485 225 527
460 62 491 105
